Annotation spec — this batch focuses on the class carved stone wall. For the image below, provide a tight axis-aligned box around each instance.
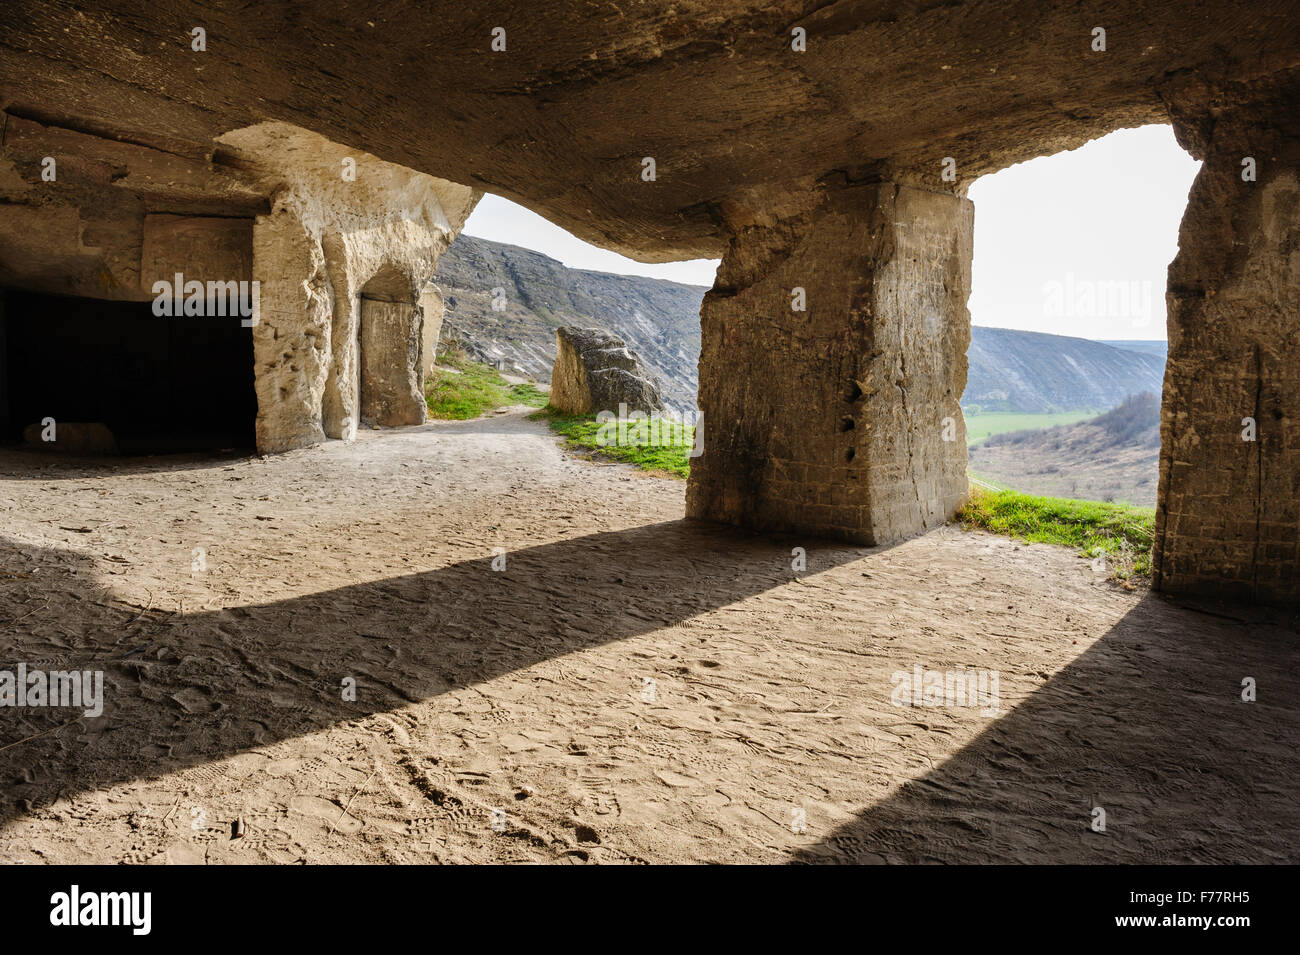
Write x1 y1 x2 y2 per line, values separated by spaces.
688 181 971 544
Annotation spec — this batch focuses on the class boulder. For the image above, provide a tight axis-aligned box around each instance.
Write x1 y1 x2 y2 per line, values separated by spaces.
549 327 665 416
22 421 119 454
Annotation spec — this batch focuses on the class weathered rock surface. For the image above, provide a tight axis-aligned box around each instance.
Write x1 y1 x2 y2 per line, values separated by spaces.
689 180 972 545
0 114 478 455
215 123 477 448
2 2 1294 261
1154 84 1300 603
550 327 666 416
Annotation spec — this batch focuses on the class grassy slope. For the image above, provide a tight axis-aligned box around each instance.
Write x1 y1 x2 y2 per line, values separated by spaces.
425 359 548 419
959 486 1155 579
964 411 1096 446
531 408 694 479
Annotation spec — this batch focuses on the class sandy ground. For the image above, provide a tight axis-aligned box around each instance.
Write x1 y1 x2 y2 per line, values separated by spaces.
1 408 1298 864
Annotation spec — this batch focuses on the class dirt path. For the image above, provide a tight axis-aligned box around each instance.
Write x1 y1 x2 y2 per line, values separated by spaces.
1 408 1297 864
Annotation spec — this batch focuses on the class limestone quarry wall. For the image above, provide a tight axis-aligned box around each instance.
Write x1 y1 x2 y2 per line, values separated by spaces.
0 114 265 301
2 1 1298 602
0 114 477 455
1154 86 1300 603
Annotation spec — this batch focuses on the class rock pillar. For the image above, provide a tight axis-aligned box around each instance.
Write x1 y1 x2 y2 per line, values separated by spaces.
251 205 332 454
1154 88 1300 602
687 181 972 544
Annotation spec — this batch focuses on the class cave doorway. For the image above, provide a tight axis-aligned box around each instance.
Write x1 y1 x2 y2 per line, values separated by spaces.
357 266 422 428
962 125 1199 509
0 288 256 454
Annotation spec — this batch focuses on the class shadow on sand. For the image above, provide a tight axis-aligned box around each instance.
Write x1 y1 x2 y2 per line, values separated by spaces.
4 522 1298 863
0 521 861 830
791 593 1300 863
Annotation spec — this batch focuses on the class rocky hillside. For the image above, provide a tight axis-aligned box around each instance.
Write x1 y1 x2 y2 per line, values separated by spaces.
969 393 1162 506
965 328 1165 413
434 235 703 415
434 235 1168 417
1098 340 1170 362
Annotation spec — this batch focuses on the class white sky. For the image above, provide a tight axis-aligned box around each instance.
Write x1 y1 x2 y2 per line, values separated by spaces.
463 194 721 287
968 124 1200 342
461 124 1200 341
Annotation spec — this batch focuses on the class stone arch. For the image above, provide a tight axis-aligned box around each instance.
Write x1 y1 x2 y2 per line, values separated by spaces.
359 263 416 304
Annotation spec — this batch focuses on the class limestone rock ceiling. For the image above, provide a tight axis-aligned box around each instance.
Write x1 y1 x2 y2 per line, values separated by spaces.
2 0 1298 259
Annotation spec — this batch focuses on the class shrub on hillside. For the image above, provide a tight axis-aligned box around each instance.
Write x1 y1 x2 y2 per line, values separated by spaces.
1093 392 1161 448
981 391 1160 451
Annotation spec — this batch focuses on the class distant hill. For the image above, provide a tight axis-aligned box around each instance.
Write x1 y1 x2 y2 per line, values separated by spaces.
969 393 1161 506
434 235 1167 417
965 328 1165 414
1098 340 1169 362
434 234 704 415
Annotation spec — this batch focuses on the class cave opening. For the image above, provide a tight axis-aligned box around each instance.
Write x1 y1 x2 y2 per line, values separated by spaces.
0 288 257 455
963 124 1199 509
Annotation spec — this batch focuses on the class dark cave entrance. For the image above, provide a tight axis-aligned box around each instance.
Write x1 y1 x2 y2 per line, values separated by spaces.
0 288 257 454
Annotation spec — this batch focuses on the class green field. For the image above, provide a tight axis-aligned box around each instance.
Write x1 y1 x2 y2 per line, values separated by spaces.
964 411 1096 446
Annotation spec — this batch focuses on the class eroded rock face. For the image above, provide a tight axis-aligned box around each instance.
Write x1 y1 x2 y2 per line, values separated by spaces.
359 297 425 427
0 115 477 455
418 285 445 382
1154 83 1300 603
550 327 666 416
216 123 477 447
2 2 1296 261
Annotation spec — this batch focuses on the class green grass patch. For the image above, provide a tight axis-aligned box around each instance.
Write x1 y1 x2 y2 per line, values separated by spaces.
964 410 1097 446
425 358 548 420
959 485 1155 580
532 407 694 479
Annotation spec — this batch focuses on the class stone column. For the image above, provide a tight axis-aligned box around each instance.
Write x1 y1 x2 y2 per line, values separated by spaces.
251 205 332 454
686 181 972 545
1154 90 1300 603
